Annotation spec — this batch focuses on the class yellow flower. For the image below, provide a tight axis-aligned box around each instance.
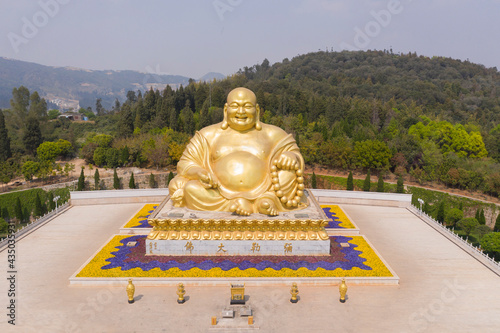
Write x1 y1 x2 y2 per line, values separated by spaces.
321 205 356 228
123 204 158 228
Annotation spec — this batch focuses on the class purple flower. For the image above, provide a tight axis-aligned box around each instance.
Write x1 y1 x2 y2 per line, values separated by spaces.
101 235 371 272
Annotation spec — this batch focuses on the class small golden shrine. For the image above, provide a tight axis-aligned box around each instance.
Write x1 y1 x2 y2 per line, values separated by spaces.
230 283 245 305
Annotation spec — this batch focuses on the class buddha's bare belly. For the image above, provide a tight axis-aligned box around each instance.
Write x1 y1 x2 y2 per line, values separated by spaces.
214 151 267 191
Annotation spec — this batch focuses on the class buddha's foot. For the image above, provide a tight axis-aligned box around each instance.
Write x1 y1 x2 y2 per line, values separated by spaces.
170 188 184 207
229 198 253 216
257 198 279 216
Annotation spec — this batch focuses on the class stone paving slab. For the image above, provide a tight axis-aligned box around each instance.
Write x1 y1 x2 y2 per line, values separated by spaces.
1 202 499 332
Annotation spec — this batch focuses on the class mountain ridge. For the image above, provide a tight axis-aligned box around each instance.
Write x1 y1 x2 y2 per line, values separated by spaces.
0 57 224 110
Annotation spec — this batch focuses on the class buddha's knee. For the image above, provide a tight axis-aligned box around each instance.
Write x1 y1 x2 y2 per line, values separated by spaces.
168 176 187 193
183 180 204 196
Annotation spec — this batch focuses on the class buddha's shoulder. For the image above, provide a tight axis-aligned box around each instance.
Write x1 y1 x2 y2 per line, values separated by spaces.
198 123 223 140
261 123 289 141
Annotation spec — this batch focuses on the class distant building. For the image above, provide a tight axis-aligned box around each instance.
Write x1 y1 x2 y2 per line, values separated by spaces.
58 112 88 121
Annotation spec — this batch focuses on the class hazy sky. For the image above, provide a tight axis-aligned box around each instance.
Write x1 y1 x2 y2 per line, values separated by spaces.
1 0 499 79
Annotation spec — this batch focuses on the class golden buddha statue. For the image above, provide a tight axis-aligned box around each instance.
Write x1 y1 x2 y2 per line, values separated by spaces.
169 87 307 216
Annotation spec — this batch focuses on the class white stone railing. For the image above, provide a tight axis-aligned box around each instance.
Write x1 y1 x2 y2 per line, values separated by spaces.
0 202 71 251
408 204 500 274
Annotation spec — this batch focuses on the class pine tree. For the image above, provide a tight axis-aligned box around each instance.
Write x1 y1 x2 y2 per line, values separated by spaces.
479 209 486 225
346 172 353 191
363 170 371 191
436 201 445 223
129 173 136 189
312 172 317 189
23 116 42 155
77 168 85 191
14 197 23 223
33 193 43 218
113 168 120 189
0 110 12 161
376 174 384 192
475 209 481 222
94 169 100 190
149 173 156 188
396 176 404 193
494 213 500 232
48 192 55 211
167 171 174 186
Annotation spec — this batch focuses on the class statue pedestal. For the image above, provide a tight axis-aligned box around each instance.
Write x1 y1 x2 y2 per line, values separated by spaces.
146 190 330 256
146 239 330 256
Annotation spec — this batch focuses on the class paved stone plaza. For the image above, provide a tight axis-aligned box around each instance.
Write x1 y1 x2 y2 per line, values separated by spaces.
1 200 500 332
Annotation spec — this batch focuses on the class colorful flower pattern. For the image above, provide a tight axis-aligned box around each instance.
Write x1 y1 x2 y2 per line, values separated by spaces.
123 204 158 228
76 235 392 278
322 205 355 229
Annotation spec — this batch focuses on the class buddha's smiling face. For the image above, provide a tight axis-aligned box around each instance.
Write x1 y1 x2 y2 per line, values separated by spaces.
225 88 258 131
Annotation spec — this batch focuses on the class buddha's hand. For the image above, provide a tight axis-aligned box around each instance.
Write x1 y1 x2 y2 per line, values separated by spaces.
276 152 300 171
197 169 218 189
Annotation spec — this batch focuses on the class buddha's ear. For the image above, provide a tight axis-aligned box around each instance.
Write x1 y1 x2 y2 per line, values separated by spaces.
221 103 228 130
255 104 262 130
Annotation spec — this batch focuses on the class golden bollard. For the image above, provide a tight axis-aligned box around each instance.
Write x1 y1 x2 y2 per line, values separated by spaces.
339 278 347 303
290 282 299 303
126 279 135 304
248 316 254 325
177 283 186 304
211 316 217 325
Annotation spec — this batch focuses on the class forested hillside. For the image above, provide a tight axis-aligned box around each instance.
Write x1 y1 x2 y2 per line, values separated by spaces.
1 50 500 199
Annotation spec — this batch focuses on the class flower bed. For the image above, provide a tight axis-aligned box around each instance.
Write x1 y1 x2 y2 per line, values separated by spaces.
123 204 158 228
76 235 392 278
321 205 355 229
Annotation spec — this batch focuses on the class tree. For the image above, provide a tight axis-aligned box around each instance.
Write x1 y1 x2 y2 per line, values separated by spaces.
495 213 500 232
0 217 8 234
22 161 40 181
479 209 486 225
167 171 174 186
312 172 317 189
77 168 85 191
474 225 491 242
480 232 500 260
436 201 445 223
376 174 384 192
96 98 105 116
149 173 157 188
14 197 23 223
33 193 43 218
129 173 136 189
117 104 134 137
396 176 404 193
458 217 479 237
10 86 30 121
346 172 353 191
354 140 392 170
363 170 371 191
37 141 61 163
94 169 100 190
0 110 12 161
48 192 55 211
113 168 120 189
445 208 463 227
141 136 170 170
23 116 42 155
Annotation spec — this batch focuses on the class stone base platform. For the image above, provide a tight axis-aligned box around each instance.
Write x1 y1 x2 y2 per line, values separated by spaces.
146 190 331 255
145 239 331 256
